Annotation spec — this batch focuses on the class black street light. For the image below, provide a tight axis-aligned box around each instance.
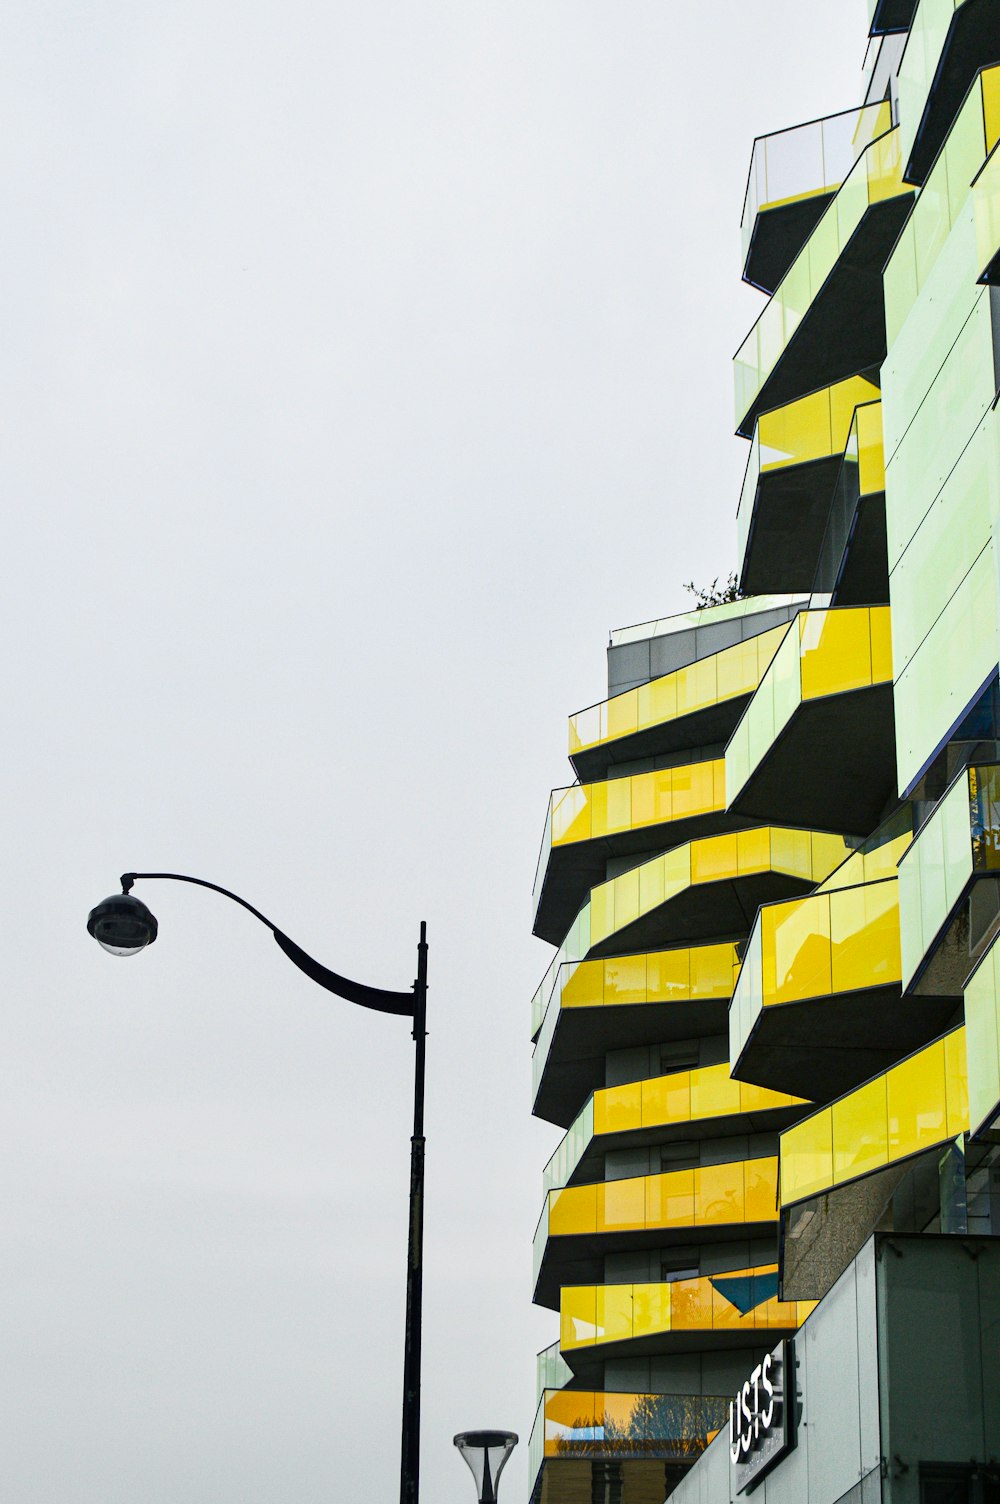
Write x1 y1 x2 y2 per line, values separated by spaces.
453 1431 518 1504
87 871 428 1504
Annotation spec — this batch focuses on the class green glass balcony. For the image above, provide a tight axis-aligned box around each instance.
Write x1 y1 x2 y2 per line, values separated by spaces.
741 101 893 294
898 4 1000 185
725 606 896 835
528 1389 728 1504
898 763 1000 995
734 128 913 439
886 64 1000 343
964 930 1000 1135
737 377 880 593
532 943 740 1129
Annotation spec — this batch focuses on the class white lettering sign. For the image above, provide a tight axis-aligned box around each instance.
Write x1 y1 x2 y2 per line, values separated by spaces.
729 1340 795 1493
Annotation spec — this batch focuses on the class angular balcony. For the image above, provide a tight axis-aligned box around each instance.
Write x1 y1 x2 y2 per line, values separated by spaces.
813 400 888 603
898 763 1000 996
887 64 1000 343
725 606 896 835
568 623 791 785
542 1068 806 1196
584 827 852 959
778 1028 968 1297
737 376 880 593
559 1269 814 1370
974 135 1000 285
869 0 919 34
964 931 1000 1136
730 874 956 1103
899 6 1000 186
741 101 893 294
532 1157 779 1309
533 759 739 946
734 128 913 439
532 943 741 1129
528 1388 727 1504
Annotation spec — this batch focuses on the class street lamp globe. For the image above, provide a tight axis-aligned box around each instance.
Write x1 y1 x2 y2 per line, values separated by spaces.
453 1431 518 1504
86 894 159 957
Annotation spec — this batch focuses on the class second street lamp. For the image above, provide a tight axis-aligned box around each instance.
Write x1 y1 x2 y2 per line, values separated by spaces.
87 871 428 1504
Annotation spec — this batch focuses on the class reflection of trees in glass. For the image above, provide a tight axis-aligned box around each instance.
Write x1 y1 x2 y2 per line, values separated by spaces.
555 1394 730 1461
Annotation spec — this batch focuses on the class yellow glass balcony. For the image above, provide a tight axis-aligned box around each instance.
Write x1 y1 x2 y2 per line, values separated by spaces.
887 64 1000 343
586 827 851 957
567 624 790 785
559 1269 815 1355
533 1158 780 1308
532 943 741 1130
734 128 913 438
898 763 1000 996
528 1387 728 1501
898 5 1000 185
730 871 956 1102
533 760 734 945
737 378 881 593
741 101 893 294
725 607 895 835
543 1066 807 1195
779 1027 969 1208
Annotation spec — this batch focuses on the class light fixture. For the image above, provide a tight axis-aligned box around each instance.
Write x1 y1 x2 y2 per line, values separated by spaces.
453 1430 518 1504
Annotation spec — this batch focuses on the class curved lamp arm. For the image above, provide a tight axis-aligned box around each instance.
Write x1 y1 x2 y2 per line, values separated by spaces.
120 872 417 1017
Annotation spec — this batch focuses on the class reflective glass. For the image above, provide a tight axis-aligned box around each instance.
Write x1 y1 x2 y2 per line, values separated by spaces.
781 1108 834 1205
561 1286 598 1350
886 1038 947 1157
597 1177 646 1233
799 608 874 698
595 1081 641 1136
832 1076 889 1182
595 1284 634 1345
561 958 605 1008
966 942 1000 1132
641 1070 690 1127
770 891 833 1004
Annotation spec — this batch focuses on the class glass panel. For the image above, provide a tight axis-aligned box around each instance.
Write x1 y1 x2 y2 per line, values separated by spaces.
886 1037 948 1158
832 1075 889 1183
771 891 833 1003
781 1107 834 1204
595 1082 641 1136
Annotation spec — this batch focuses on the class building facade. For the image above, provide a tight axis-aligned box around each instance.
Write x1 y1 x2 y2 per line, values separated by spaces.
529 5 1000 1502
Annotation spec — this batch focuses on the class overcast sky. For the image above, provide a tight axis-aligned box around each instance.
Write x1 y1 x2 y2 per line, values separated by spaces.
3 2 868 1500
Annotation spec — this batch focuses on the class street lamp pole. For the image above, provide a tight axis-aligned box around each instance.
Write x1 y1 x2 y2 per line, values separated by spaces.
87 872 428 1504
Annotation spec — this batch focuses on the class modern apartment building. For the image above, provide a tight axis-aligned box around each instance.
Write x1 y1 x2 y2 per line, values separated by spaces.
528 5 1000 1502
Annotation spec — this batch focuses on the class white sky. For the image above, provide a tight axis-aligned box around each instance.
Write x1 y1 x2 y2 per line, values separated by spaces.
3 2 868 1500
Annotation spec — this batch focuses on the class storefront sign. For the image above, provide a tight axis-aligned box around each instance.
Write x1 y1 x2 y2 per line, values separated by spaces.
729 1339 795 1493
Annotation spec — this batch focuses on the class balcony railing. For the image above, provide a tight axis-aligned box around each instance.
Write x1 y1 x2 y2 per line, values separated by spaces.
568 624 789 778
898 763 1000 994
725 606 893 821
779 1027 968 1208
887 64 1000 344
813 401 886 597
898 3 1000 183
734 128 909 437
741 101 893 290
560 1269 814 1352
528 1388 728 1500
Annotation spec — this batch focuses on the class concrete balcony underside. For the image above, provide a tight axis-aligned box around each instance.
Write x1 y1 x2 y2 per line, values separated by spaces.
559 1319 796 1381
732 984 958 1103
570 701 748 786
741 452 846 594
905 2 1000 184
736 199 910 440
745 195 836 297
533 994 730 1130
728 682 897 836
870 0 917 33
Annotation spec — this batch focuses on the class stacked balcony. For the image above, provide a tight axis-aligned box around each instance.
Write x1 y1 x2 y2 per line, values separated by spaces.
528 602 829 1504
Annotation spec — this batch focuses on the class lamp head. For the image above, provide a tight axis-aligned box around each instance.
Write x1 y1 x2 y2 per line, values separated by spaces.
453 1431 518 1504
87 893 159 957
